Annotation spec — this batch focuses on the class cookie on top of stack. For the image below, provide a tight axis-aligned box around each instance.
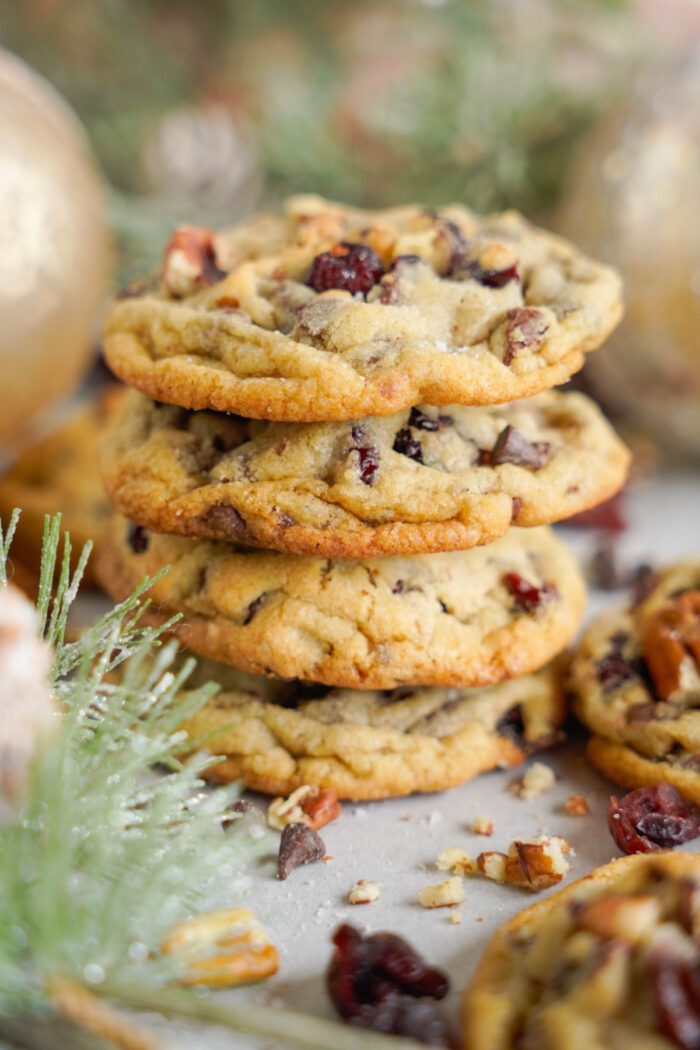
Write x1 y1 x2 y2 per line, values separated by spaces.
97 195 629 800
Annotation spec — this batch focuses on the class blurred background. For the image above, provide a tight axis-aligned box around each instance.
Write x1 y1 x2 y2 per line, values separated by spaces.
1 0 700 458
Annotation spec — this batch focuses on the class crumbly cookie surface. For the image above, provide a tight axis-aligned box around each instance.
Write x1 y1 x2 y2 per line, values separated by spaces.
0 389 120 585
571 563 700 804
102 389 629 557
104 196 623 422
463 852 700 1050
96 520 585 689
180 661 564 799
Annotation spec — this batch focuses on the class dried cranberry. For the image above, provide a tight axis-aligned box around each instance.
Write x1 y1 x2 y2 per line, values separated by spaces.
328 924 450 1046
607 785 700 855
469 260 520 288
308 242 384 297
127 523 149 553
651 960 700 1049
502 572 557 613
277 823 326 880
393 428 423 463
561 491 627 532
350 425 380 485
596 635 637 693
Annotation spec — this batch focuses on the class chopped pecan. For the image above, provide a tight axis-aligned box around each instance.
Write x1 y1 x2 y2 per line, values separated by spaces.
642 590 700 702
576 893 660 943
417 876 465 909
162 907 279 987
161 226 226 297
503 835 573 891
267 785 340 831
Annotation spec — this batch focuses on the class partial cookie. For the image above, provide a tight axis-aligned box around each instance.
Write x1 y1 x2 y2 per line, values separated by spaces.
463 851 700 1049
0 389 121 585
96 520 585 690
570 562 700 805
180 661 564 799
104 195 622 422
102 389 630 558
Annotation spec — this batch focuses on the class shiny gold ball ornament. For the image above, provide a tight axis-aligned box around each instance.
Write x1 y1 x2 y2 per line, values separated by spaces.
559 50 700 459
0 52 111 440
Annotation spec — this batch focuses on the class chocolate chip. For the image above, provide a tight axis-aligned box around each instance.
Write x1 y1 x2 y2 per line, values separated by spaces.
408 408 440 432
392 580 404 594
205 504 247 539
127 523 149 553
488 425 551 469
277 822 326 880
503 307 548 365
497 704 526 746
393 428 423 463
597 640 637 693
243 592 268 625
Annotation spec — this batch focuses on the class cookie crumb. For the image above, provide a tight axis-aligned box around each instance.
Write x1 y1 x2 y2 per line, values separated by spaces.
564 793 590 817
436 848 476 876
347 879 381 905
510 762 556 800
472 815 494 836
418 876 466 909
449 912 462 926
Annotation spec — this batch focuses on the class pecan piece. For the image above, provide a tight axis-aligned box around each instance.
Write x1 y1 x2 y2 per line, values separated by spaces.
161 226 226 297
642 590 700 702
162 907 279 987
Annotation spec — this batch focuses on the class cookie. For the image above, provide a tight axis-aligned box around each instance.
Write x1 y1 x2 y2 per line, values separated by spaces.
102 389 630 558
96 520 586 690
179 660 564 799
0 389 121 585
103 195 622 422
570 562 700 804
463 851 700 1050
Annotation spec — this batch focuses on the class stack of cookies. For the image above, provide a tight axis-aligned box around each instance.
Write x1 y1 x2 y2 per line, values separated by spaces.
97 196 629 801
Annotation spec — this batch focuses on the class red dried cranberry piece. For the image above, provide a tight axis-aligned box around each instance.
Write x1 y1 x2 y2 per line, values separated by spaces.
327 924 450 1045
561 490 627 532
393 428 424 463
350 424 380 485
468 260 520 288
308 242 384 297
651 960 700 1049
607 785 700 855
127 523 149 553
596 632 637 693
502 572 557 613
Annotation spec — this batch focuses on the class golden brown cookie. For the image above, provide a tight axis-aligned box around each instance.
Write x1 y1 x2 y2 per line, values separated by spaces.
463 851 700 1050
570 562 700 805
101 389 630 557
104 196 622 422
180 660 564 799
0 389 121 585
96 519 586 690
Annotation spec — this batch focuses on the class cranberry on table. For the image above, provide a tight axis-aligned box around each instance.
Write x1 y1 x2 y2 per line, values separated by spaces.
308 242 384 297
608 785 700 855
327 924 451 1046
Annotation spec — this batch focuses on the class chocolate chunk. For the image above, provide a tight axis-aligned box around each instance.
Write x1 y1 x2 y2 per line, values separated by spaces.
243 592 268 626
127 522 149 553
596 634 637 693
277 822 326 880
205 503 247 539
393 428 423 463
496 704 526 746
408 408 440 432
503 307 548 365
488 425 551 469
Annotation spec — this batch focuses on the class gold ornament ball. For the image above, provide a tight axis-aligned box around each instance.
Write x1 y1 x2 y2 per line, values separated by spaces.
0 51 111 440
559 51 700 459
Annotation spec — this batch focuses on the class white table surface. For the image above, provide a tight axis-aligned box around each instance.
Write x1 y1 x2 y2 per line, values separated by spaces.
122 472 700 1048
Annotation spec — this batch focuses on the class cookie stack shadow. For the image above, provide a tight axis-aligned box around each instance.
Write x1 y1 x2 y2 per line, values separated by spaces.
97 195 630 801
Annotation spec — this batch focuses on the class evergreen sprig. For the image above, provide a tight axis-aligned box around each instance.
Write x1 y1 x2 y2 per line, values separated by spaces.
0 514 429 1050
